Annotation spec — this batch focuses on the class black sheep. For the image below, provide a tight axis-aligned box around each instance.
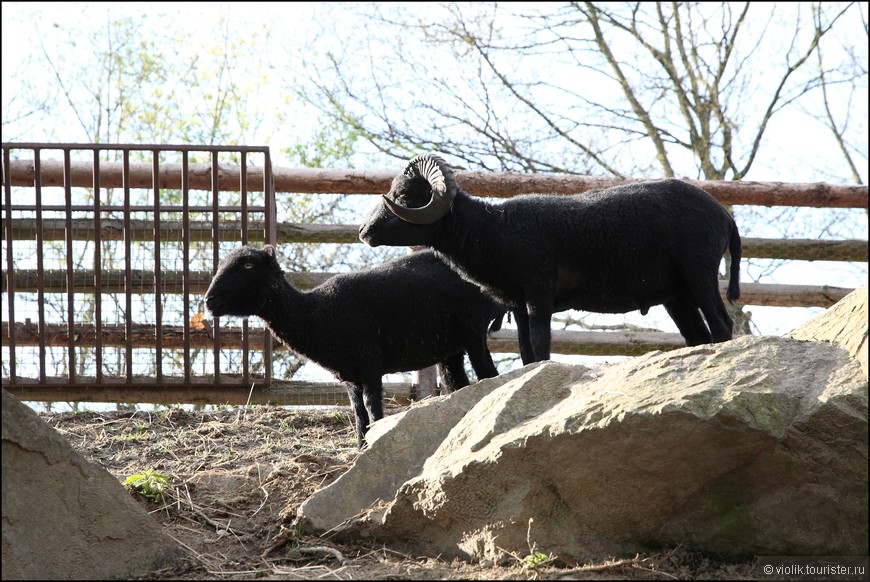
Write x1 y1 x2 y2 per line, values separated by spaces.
359 153 741 364
204 244 504 448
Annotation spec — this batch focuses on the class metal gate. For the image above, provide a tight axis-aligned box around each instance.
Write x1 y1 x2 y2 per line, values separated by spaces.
2 143 278 403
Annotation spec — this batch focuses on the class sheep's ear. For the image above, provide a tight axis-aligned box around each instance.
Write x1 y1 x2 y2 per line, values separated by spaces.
263 245 275 256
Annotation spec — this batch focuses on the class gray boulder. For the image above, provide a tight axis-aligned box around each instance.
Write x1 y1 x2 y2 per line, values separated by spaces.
296 285 868 563
2 390 181 579
786 282 867 381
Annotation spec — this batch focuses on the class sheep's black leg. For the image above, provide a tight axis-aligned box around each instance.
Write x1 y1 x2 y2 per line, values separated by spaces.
439 352 471 393
345 382 370 449
526 302 553 362
689 278 734 343
512 309 537 365
361 377 384 429
465 333 498 380
697 296 734 343
664 299 712 346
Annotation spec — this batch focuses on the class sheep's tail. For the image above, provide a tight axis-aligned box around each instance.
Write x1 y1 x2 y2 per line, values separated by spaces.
726 220 742 304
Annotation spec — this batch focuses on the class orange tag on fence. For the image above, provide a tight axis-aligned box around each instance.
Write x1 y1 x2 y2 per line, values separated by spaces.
189 312 206 331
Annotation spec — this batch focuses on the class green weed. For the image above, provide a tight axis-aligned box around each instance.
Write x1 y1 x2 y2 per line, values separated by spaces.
123 469 171 502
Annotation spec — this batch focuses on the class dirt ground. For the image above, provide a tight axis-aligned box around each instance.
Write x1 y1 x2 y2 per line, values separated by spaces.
41 404 759 580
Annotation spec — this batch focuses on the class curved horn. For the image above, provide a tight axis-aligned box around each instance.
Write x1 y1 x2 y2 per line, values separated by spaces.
382 153 457 225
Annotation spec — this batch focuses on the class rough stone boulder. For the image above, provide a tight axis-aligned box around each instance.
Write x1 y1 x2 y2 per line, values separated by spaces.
2 389 181 579
296 284 869 564
786 282 867 381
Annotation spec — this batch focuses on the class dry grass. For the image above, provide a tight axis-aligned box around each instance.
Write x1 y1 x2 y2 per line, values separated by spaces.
42 405 756 580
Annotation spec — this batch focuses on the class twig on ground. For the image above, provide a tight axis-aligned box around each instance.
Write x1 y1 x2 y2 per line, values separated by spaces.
295 546 346 564
262 536 345 564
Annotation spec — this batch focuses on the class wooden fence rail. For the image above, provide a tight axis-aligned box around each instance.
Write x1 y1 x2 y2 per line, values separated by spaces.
0 276 854 309
5 158 868 207
0 322 686 356
2 218 867 262
2 378 410 408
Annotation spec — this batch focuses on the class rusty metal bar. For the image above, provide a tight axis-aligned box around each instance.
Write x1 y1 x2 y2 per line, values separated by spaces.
3 143 271 152
182 151 191 384
34 151 47 382
241 152 249 245
122 150 133 383
240 152 250 387
7 204 268 212
92 150 103 383
152 151 163 383
3 146 17 380
211 151 222 384
263 152 276 386
63 149 76 383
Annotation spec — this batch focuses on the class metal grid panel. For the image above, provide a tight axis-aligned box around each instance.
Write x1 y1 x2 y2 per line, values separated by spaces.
2 143 276 393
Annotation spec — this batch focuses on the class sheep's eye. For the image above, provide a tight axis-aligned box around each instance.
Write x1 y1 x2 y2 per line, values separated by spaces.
243 262 254 270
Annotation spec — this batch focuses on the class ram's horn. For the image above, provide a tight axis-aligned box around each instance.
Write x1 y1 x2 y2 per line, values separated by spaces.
382 153 457 225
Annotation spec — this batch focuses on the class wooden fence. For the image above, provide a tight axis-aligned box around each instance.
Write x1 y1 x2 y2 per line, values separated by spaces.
2 143 867 408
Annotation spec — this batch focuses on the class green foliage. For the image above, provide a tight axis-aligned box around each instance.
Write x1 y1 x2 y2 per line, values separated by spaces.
522 551 553 570
516 517 555 571
123 469 171 502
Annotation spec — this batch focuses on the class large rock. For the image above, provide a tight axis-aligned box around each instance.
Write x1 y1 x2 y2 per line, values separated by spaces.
2 390 181 580
296 285 869 563
786 281 867 381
